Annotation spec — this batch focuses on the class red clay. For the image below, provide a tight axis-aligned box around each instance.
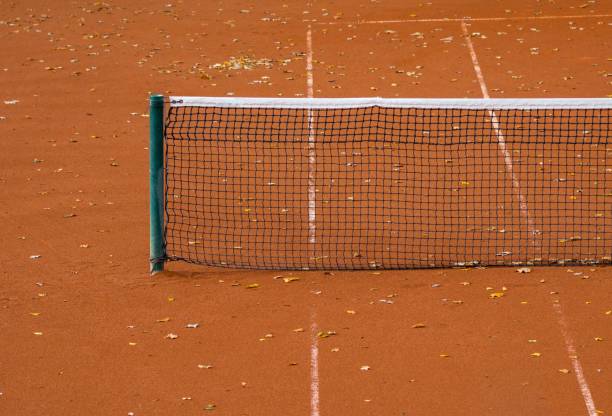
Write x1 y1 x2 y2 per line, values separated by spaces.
1 1 610 415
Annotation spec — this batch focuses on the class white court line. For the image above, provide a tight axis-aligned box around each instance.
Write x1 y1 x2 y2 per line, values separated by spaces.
553 303 599 416
462 19 598 415
314 13 612 25
460 21 540 246
306 26 317 246
306 22 320 416
310 313 321 416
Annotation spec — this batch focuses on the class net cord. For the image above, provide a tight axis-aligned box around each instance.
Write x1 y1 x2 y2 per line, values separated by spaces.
169 96 611 110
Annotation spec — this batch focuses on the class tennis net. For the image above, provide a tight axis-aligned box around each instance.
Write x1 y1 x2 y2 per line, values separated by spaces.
161 97 611 270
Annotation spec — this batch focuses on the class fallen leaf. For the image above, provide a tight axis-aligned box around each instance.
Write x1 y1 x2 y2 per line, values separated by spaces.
283 277 300 283
530 352 541 357
412 323 426 328
559 368 570 374
156 317 170 323
517 267 531 273
246 283 259 289
360 365 371 371
165 333 179 340
186 323 199 329
204 404 216 411
489 292 505 299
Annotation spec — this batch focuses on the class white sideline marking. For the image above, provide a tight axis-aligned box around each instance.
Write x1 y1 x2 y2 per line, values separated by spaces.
314 13 612 25
460 21 539 246
306 25 317 246
310 314 321 416
553 303 598 416
461 18 598 416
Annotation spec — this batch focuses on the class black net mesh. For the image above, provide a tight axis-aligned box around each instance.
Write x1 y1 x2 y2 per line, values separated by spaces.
163 105 611 270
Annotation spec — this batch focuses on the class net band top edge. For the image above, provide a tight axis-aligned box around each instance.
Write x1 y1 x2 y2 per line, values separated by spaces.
169 96 612 109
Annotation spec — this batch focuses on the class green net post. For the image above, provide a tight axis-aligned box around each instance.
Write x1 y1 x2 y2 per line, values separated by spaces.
149 94 165 274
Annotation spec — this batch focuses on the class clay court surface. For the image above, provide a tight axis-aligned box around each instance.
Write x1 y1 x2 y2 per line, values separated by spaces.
1 1 611 415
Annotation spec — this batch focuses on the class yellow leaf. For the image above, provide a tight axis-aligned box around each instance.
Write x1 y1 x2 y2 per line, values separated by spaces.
293 328 304 332
128 342 137 346
346 310 356 314
33 332 43 336
412 323 426 328
29 312 41 316
317 330 336 338
594 337 604 342
246 283 259 289
167 296 175 302
156 317 170 323
530 352 541 357
559 368 570 374
439 354 450 358
283 277 300 283
559 236 581 243
489 292 505 299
